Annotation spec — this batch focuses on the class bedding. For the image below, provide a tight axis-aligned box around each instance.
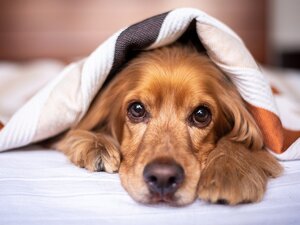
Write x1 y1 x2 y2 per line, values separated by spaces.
0 146 299 225
0 59 299 225
0 7 300 225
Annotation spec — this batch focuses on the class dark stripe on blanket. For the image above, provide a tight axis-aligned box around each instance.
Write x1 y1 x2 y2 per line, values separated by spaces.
104 11 169 86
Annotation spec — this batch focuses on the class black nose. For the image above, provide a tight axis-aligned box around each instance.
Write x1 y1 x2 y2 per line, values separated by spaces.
143 159 184 196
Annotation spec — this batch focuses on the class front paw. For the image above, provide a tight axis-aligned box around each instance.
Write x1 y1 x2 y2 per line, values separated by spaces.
198 140 271 205
56 130 121 173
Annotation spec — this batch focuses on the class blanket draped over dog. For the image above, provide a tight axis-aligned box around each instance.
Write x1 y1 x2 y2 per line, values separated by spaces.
0 8 299 159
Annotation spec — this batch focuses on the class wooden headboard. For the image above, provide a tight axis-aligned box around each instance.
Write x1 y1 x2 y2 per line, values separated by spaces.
0 0 267 63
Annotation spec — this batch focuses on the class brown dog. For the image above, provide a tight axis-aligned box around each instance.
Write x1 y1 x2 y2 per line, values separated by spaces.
53 44 282 206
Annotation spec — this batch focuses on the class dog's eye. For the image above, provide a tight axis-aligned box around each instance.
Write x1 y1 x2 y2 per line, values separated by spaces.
128 102 147 122
191 106 212 128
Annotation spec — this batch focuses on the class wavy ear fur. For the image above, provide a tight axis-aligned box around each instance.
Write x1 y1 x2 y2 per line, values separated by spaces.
51 67 137 172
75 71 134 142
199 72 282 205
215 76 264 150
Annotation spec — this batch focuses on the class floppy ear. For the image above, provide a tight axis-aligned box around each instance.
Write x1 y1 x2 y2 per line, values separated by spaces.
51 68 136 172
216 82 264 151
76 70 135 142
198 79 282 204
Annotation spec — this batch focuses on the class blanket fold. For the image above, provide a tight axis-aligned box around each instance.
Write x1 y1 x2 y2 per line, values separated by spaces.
0 8 299 159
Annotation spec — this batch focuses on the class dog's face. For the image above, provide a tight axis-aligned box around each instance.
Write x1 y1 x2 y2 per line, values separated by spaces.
76 45 264 206
118 47 228 206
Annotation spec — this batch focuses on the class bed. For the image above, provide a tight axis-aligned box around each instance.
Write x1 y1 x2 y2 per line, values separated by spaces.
0 60 300 225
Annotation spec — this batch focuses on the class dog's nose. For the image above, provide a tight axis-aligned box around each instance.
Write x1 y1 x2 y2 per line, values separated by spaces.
143 159 184 196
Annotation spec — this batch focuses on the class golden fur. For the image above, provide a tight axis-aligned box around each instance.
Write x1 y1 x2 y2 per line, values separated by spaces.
53 45 282 206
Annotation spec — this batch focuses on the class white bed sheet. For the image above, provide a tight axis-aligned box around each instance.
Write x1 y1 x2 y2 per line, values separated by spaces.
0 145 299 225
1 62 300 225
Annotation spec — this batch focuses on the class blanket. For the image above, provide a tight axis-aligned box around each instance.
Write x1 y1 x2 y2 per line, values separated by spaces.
0 8 299 159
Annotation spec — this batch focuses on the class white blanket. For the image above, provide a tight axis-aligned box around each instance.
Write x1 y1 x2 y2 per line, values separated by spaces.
0 146 299 225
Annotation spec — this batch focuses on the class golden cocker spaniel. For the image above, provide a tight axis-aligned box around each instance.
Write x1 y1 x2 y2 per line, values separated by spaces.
53 45 282 206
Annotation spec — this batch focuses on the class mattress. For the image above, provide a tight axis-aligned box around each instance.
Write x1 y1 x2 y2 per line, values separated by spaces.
0 61 300 225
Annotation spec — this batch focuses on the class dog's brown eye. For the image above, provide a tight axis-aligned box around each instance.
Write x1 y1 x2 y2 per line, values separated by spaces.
191 106 212 128
128 102 147 122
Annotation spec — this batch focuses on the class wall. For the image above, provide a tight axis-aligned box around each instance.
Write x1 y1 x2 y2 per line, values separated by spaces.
0 0 267 62
269 0 300 50
269 0 300 67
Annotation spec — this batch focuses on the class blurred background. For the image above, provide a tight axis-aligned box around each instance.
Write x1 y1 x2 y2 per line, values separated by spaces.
1 0 300 122
0 0 299 68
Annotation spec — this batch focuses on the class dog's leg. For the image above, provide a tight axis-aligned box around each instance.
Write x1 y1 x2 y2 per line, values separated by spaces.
54 129 121 173
198 138 282 205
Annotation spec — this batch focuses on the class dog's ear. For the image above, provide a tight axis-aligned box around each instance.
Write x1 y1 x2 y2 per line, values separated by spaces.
50 72 135 172
216 84 264 150
75 71 134 143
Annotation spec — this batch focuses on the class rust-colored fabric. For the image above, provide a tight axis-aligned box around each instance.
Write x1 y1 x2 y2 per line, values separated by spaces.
0 122 3 131
271 86 281 95
283 129 300 151
247 104 300 153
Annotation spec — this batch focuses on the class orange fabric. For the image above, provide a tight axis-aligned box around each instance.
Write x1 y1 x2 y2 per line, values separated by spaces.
247 104 284 153
0 121 3 130
283 128 300 150
247 104 300 153
271 86 281 95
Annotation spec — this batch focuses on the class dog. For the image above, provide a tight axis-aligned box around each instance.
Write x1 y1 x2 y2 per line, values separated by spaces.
53 44 282 206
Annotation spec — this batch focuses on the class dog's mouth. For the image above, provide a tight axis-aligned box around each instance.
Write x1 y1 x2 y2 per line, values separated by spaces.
120 155 201 206
148 192 178 204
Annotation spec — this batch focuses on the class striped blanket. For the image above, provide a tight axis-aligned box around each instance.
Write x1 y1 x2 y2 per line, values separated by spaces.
0 8 299 159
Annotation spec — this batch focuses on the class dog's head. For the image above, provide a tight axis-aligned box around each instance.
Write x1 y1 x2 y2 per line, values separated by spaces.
78 45 263 206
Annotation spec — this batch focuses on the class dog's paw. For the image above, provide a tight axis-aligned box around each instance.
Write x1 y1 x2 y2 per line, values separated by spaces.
197 140 275 205
57 130 121 173
198 157 266 205
77 139 121 173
